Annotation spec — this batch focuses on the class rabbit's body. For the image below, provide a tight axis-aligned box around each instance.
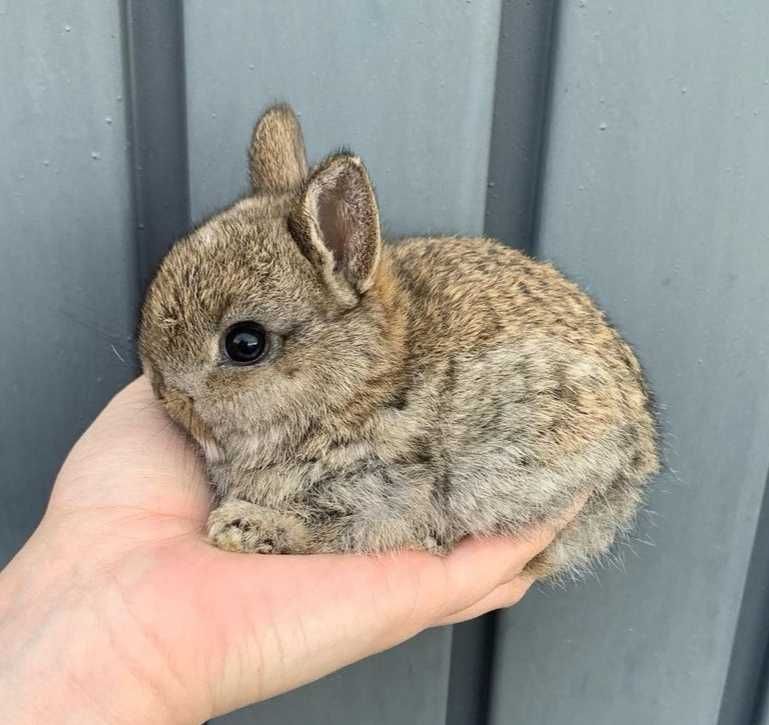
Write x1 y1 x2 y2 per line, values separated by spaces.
139 105 658 577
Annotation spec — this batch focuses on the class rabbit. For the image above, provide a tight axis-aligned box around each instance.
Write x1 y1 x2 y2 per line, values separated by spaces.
138 103 659 578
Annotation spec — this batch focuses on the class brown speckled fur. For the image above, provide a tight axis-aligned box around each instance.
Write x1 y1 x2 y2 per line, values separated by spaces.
138 104 659 578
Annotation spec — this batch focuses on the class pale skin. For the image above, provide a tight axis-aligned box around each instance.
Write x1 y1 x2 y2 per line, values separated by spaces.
0 377 585 724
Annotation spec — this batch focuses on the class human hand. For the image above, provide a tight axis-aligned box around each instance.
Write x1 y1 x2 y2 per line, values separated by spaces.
0 377 583 724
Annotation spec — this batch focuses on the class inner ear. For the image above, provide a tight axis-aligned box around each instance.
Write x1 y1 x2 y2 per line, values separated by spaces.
293 154 381 294
249 103 308 193
316 167 366 272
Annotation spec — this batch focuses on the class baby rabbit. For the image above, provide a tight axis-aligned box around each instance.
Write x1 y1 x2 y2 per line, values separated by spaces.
139 103 659 578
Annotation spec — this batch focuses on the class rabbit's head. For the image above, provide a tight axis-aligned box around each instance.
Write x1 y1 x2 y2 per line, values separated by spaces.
138 105 405 463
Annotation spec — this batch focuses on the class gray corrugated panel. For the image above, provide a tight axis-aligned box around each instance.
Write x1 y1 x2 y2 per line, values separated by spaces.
489 2 769 724
182 2 501 723
0 1 137 565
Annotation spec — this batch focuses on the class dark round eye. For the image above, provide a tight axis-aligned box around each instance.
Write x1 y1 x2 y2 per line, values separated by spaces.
223 322 269 365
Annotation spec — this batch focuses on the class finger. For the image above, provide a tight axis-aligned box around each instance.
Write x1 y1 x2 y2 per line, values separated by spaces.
435 490 590 619
502 489 592 567
433 574 536 627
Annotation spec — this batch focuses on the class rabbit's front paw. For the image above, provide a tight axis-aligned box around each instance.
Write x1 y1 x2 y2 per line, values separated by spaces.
207 499 309 554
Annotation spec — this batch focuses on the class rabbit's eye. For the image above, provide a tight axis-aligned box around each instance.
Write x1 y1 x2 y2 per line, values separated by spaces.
223 322 269 365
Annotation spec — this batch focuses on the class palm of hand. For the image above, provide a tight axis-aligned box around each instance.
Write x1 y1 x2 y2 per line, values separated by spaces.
2 378 557 722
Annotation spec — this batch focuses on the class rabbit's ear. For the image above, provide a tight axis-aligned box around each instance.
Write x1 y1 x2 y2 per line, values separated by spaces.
291 153 382 296
249 104 308 193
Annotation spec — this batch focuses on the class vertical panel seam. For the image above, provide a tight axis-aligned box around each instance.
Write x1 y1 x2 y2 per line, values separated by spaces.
447 1 565 723
479 0 506 230
117 0 141 370
716 463 769 725
482 0 560 253
528 0 562 257
120 0 191 313
445 4 505 725
178 1 192 238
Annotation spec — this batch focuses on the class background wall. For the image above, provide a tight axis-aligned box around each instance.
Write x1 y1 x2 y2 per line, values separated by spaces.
1 2 768 724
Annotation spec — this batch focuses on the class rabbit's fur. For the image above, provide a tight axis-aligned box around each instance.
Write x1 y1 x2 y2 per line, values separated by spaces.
139 104 659 578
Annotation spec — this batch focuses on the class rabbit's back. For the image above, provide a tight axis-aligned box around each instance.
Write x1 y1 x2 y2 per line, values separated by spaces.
386 237 659 574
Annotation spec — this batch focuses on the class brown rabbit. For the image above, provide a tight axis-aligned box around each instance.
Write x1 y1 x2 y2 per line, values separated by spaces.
139 103 659 578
